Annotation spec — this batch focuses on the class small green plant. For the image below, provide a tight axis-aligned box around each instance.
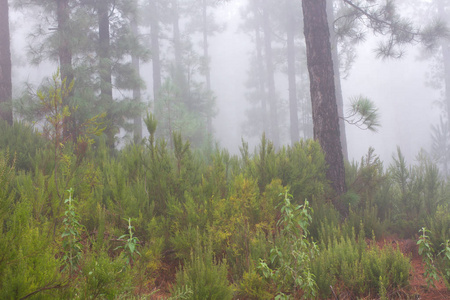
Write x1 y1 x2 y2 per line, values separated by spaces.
258 191 318 299
115 218 141 268
438 239 450 288
417 227 439 288
62 188 83 275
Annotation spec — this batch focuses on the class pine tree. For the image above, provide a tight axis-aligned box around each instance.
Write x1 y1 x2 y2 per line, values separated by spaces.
302 0 347 213
0 0 12 125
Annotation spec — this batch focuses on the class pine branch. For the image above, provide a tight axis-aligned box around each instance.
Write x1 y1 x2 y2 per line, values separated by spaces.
340 0 449 58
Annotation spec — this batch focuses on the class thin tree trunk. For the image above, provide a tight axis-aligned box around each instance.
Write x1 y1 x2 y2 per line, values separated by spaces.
98 1 112 102
97 0 114 147
262 0 279 148
171 0 185 96
327 0 348 161
149 0 162 105
437 0 450 121
255 5 268 135
131 17 142 142
0 0 13 125
302 0 347 212
286 0 299 145
437 0 450 176
57 0 73 87
57 0 74 140
202 0 213 136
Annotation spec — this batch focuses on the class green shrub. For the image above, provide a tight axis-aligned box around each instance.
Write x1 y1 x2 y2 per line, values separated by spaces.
172 238 233 300
312 229 410 299
0 120 46 172
238 270 273 300
428 204 450 252
77 250 132 299
258 191 318 299
0 227 63 300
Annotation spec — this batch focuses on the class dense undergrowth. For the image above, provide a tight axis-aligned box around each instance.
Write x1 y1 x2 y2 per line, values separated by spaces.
1 116 450 299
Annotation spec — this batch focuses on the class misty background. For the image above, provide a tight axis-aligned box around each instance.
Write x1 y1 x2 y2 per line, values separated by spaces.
8 0 441 164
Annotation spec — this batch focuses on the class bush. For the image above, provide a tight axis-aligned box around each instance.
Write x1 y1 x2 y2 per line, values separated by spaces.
312 228 410 299
238 270 273 300
172 238 233 300
77 250 132 299
0 120 46 172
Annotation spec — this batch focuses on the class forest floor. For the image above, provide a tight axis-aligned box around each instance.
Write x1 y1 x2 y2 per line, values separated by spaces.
379 237 450 300
147 237 450 299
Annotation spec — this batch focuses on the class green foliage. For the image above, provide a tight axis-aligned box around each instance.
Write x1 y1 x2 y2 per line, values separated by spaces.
0 150 15 227
3 119 446 299
312 227 410 299
278 140 327 201
0 227 63 300
345 95 380 132
62 188 83 275
172 237 233 300
258 191 318 299
0 120 46 171
238 269 274 300
78 250 132 299
115 218 141 268
418 227 443 288
427 204 450 252
438 240 450 288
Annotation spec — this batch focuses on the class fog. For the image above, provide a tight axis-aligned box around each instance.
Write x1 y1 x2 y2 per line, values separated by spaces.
7 0 443 165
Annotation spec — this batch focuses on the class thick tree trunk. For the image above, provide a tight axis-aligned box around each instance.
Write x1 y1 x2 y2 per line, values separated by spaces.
149 0 162 104
302 0 347 212
286 0 299 145
326 0 348 161
0 0 13 125
262 0 280 148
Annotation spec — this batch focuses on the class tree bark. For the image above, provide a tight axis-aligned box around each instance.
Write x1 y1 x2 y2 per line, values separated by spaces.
57 0 74 140
326 0 348 161
262 0 280 148
202 0 212 136
286 0 299 145
131 16 142 142
254 2 268 135
0 0 13 125
98 0 112 102
437 0 450 122
97 0 114 147
149 0 162 105
171 0 186 97
57 0 73 86
302 0 347 211
436 0 450 176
